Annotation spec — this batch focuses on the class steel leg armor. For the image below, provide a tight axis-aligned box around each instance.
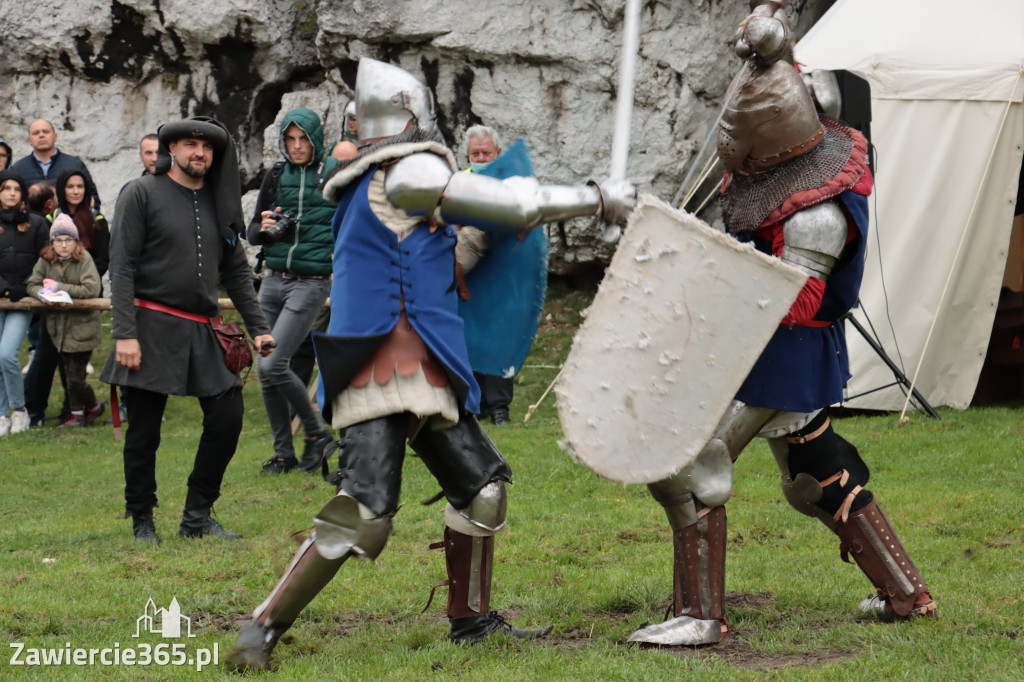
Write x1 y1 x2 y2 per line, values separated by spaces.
257 493 392 631
410 413 512 510
226 492 394 671
839 500 937 619
627 495 729 647
629 403 773 646
770 411 936 620
652 401 774 510
437 527 553 643
411 417 549 642
227 415 407 672
226 535 348 672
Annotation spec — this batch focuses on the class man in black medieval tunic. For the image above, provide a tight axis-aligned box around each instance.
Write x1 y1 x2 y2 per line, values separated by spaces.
101 117 274 545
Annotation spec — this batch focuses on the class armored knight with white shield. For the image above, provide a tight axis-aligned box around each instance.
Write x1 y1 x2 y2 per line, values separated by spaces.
626 2 936 646
227 57 635 670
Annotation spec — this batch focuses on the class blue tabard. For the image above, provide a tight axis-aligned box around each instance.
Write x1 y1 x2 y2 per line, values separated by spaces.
313 165 480 418
732 189 869 412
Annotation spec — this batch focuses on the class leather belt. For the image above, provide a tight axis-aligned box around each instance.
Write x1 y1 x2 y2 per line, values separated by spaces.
269 269 330 281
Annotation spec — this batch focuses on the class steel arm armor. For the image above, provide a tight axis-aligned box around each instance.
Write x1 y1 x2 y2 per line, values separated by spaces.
385 152 632 234
439 172 600 232
779 201 847 279
383 152 453 211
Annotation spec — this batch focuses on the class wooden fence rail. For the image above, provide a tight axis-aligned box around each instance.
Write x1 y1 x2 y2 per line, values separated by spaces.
0 298 238 311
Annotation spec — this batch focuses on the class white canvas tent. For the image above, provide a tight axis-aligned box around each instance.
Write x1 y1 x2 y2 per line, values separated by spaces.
795 0 1024 411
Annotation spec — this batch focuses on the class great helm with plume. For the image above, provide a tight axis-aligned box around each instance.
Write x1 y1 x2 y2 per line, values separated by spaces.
717 1 824 175
354 58 438 143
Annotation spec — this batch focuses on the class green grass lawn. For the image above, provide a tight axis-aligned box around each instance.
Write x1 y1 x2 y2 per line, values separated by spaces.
2 283 1022 680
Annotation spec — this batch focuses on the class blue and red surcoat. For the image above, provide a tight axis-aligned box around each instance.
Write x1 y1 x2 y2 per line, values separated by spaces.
732 153 874 413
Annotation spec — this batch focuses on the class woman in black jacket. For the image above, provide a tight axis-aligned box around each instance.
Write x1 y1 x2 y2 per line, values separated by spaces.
0 170 48 435
52 168 109 277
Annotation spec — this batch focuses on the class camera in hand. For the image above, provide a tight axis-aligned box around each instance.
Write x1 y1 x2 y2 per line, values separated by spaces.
256 210 296 245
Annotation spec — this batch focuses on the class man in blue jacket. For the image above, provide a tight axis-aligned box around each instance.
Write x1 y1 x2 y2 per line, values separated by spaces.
10 120 100 209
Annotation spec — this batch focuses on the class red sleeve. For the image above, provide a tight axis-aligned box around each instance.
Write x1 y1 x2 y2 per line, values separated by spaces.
759 221 848 327
781 276 827 326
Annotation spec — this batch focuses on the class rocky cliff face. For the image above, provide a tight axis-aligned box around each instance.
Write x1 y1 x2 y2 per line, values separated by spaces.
0 0 831 276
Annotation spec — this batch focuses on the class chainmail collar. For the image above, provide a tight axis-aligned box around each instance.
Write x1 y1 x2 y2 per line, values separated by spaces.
321 127 456 202
721 117 860 234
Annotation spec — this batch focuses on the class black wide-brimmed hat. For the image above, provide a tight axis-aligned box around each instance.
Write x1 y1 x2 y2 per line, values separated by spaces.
157 118 229 150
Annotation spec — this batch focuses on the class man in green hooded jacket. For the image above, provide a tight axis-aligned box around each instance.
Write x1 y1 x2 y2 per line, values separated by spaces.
248 108 336 474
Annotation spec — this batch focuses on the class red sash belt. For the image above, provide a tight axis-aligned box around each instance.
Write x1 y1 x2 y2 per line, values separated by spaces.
134 298 220 324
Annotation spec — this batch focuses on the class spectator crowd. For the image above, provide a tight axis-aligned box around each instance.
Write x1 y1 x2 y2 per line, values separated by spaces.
0 112 530 442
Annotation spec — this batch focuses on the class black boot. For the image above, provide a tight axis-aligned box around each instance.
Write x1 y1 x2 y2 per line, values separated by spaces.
297 434 332 473
178 490 240 540
488 408 511 426
131 509 161 545
261 456 298 474
449 611 552 643
441 527 552 643
224 620 286 672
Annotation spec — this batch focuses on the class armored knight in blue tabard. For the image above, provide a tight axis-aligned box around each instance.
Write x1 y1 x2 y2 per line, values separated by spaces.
227 58 635 670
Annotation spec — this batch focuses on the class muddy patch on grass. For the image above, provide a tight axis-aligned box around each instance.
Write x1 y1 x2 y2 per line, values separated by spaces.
192 611 250 633
665 627 853 672
725 592 773 610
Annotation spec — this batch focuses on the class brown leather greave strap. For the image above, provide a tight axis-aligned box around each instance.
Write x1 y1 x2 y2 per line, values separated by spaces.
672 505 727 624
443 527 494 619
835 499 932 617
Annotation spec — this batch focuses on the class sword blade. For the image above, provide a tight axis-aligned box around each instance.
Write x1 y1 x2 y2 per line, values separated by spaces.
609 0 641 181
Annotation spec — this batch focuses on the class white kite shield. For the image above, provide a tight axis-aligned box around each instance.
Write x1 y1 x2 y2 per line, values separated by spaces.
555 194 807 485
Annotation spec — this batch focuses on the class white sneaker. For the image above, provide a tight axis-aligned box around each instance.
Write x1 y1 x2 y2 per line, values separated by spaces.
0 415 10 436
10 410 29 434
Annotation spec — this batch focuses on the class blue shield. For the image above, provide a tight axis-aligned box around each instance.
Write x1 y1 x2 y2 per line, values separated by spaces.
458 138 548 377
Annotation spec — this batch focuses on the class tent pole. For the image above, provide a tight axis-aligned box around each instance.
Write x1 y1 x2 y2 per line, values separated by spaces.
842 308 939 419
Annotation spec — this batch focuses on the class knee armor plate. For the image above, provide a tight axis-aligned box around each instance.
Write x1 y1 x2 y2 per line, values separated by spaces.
314 493 392 560
771 417 873 525
444 481 507 537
